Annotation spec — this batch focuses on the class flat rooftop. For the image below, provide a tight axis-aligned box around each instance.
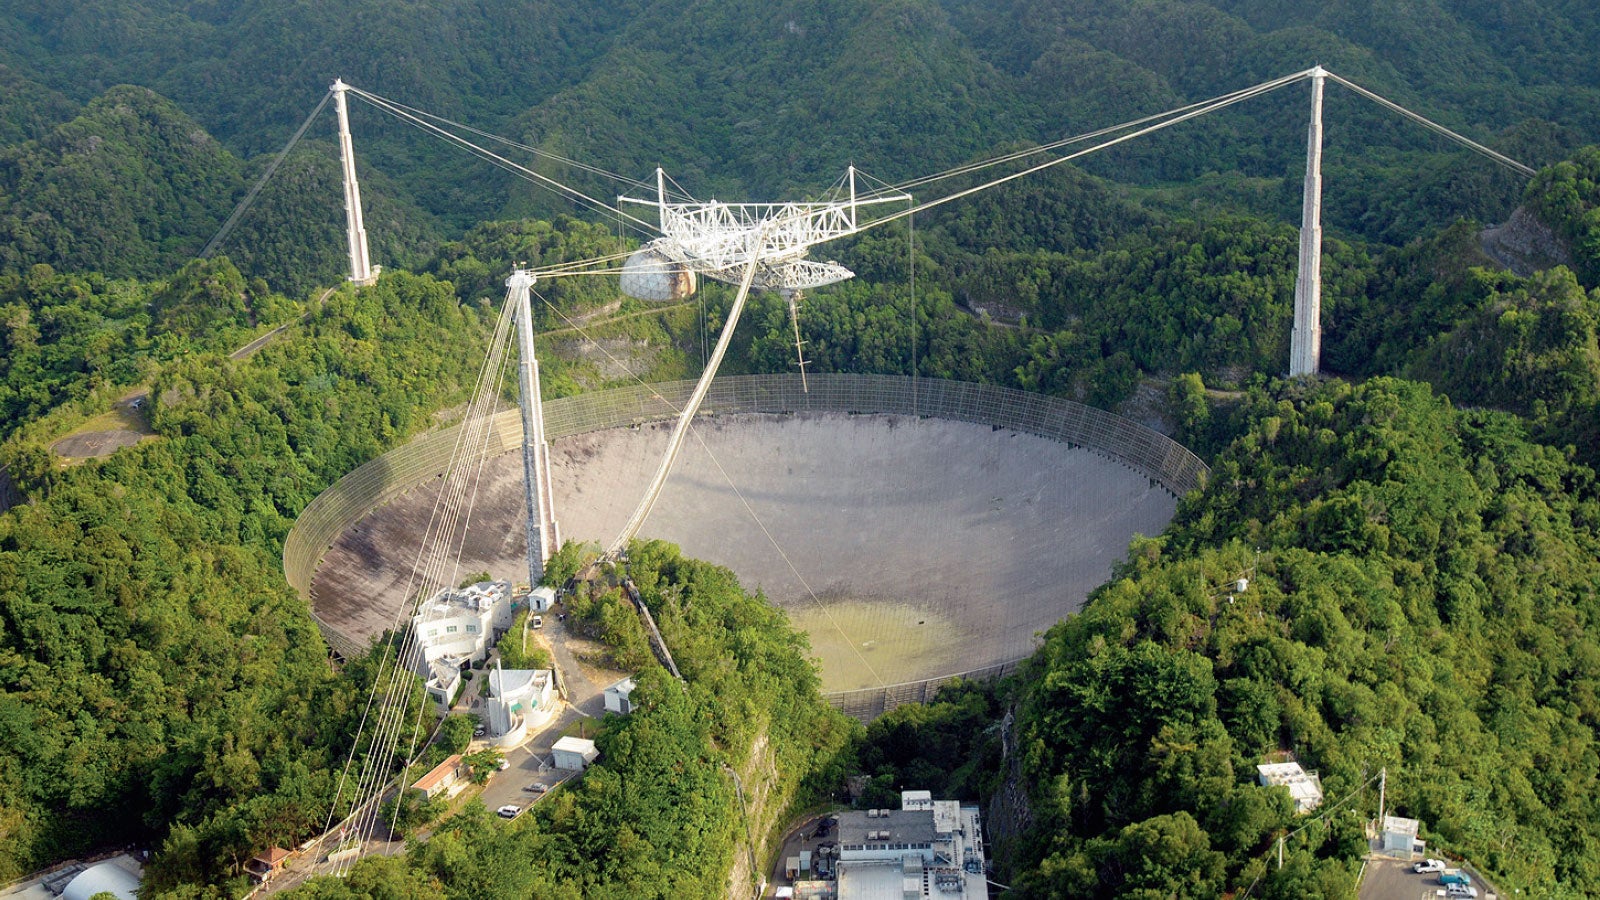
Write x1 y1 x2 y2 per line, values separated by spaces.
838 809 938 847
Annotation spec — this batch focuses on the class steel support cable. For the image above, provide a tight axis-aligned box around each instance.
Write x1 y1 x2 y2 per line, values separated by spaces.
528 287 890 688
857 69 1315 200
340 327 517 874
383 326 517 846
326 300 519 871
1322 71 1537 177
864 68 1315 229
346 86 660 234
343 89 655 191
335 315 516 873
605 233 767 558
363 97 660 240
200 91 332 259
380 317 516 775
908 201 917 416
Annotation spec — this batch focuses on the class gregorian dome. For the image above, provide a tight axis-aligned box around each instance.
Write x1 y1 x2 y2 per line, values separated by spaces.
619 246 698 302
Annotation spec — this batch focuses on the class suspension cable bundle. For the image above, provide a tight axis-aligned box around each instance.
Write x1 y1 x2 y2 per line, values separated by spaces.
324 291 523 874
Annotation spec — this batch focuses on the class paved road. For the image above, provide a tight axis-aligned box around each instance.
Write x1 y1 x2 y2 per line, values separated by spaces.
476 705 586 817
478 615 610 818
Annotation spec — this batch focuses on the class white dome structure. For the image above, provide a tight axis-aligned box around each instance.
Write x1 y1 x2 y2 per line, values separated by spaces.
619 247 697 302
62 861 141 900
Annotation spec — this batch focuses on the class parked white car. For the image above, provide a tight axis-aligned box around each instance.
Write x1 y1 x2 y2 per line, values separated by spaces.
1445 884 1478 898
497 804 520 818
1413 859 1447 874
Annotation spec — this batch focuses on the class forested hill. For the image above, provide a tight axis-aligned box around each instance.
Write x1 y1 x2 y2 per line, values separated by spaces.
1 4 1599 898
983 376 1600 897
0 86 438 295
2 0 1599 292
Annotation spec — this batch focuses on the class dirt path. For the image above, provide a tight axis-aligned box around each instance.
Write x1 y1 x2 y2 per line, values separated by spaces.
53 286 341 463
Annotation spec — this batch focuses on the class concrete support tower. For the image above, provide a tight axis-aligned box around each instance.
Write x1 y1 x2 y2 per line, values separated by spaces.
332 79 377 285
1290 67 1326 377
508 271 561 590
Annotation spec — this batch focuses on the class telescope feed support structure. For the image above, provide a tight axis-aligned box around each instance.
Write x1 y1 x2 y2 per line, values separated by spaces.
509 271 560 598
1290 67 1326 377
332 79 377 286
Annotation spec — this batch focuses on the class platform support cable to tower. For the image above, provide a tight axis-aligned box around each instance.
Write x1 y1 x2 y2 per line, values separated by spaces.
345 85 659 235
868 68 1317 229
201 90 331 261
339 88 655 191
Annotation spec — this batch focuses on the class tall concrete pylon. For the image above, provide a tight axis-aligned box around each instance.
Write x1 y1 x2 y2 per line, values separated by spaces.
508 270 560 593
1290 67 1326 378
332 79 377 285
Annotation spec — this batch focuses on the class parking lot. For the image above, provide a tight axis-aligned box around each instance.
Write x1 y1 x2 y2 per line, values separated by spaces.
1360 857 1498 900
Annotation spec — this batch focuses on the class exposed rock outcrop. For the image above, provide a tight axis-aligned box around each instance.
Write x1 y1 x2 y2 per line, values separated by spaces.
1481 206 1571 276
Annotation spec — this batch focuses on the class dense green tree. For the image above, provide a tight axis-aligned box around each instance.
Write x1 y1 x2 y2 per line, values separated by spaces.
0 269 491 885
1009 378 1600 896
0 87 245 278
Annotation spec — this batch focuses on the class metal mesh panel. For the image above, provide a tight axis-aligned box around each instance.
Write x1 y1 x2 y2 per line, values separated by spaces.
284 374 1209 687
823 659 1026 722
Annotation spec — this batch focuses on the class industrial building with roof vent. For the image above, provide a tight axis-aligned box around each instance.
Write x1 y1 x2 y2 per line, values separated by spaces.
827 790 988 899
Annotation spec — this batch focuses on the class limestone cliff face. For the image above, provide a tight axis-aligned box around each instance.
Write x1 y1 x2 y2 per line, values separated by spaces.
726 728 783 899
1480 206 1572 277
984 707 1037 878
0 465 21 514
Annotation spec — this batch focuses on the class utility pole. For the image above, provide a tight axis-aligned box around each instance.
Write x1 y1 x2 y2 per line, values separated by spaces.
1378 766 1387 828
1289 66 1326 377
331 79 377 286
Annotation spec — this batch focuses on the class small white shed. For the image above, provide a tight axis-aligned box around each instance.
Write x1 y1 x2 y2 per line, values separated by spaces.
529 585 557 612
1382 815 1421 853
604 676 636 714
552 735 599 770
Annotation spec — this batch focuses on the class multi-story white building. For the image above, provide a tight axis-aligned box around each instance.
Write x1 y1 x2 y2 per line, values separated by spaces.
833 791 988 898
410 581 515 707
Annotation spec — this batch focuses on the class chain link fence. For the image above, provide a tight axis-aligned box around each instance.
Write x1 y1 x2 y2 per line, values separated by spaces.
285 374 1208 706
